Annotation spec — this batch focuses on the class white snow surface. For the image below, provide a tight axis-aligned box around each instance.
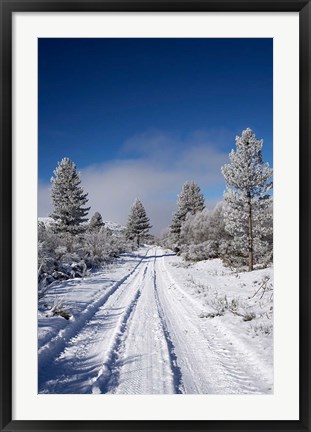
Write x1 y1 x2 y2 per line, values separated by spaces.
38 246 273 394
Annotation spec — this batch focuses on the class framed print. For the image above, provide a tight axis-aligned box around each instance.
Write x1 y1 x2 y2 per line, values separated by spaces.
1 1 310 431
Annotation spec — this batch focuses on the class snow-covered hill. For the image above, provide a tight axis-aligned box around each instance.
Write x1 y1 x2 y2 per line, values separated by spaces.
102 220 126 234
38 216 54 226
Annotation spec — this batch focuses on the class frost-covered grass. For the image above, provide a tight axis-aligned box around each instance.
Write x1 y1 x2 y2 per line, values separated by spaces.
164 253 273 369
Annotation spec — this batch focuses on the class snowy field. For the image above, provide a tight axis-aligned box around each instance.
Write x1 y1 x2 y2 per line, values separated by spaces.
38 246 273 394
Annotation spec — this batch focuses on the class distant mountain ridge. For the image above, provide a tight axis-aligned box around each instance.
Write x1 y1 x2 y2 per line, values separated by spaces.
38 217 126 234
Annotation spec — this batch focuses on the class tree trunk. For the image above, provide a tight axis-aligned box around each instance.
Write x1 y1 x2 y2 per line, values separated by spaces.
137 236 140 247
247 192 254 271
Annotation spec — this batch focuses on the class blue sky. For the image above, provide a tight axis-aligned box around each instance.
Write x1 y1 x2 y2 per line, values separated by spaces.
38 38 273 234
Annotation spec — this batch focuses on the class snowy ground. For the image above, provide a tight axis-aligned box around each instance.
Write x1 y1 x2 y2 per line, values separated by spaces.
38 246 273 394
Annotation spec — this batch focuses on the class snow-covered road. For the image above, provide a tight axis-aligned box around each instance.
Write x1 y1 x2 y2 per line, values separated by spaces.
39 247 273 394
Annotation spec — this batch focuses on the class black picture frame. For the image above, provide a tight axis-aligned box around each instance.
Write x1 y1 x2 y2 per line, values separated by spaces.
1 0 310 431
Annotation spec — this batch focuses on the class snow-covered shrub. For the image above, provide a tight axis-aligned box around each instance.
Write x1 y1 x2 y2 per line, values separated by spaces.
38 222 58 262
38 214 132 290
179 204 232 262
84 224 130 267
84 229 108 266
242 312 256 321
50 299 71 320
250 322 273 336
182 241 219 261
38 220 87 287
220 239 248 270
200 284 261 322
209 293 229 316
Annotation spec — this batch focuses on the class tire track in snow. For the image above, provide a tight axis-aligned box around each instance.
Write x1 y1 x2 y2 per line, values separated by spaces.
153 256 184 394
106 247 178 394
159 252 272 393
39 251 152 393
91 265 148 394
38 249 150 376
202 318 273 392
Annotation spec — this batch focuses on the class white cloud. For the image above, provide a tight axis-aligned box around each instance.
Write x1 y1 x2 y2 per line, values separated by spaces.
38 181 52 218
38 130 228 235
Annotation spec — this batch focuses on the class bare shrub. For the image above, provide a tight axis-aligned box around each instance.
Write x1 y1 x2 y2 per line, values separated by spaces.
51 299 71 320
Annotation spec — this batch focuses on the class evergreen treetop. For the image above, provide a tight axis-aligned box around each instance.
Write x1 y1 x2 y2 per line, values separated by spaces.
126 198 152 246
89 211 105 232
169 180 205 244
50 157 90 235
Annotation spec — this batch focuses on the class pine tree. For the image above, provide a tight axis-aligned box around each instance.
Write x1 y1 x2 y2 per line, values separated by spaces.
221 128 273 271
169 207 184 244
50 158 90 235
169 181 205 245
89 211 105 232
126 198 152 246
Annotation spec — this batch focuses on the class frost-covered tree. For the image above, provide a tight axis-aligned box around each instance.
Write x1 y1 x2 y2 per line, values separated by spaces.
50 158 90 235
178 181 205 216
179 203 231 261
208 203 229 246
169 208 184 246
169 181 205 245
221 128 273 271
126 198 152 246
89 211 105 232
